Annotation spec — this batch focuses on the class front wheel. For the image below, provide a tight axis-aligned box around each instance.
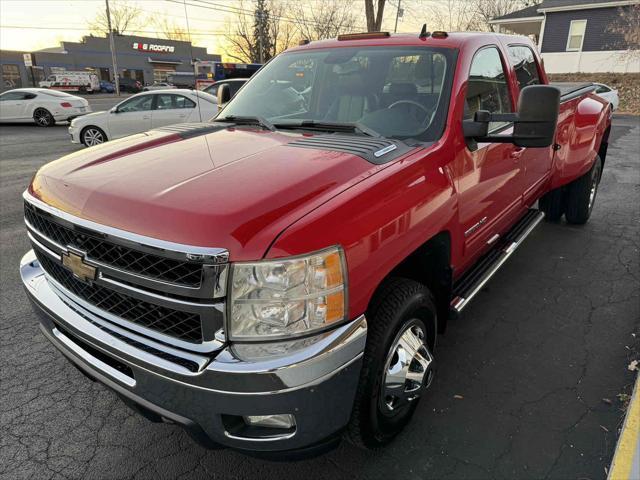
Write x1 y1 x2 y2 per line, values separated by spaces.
565 157 602 225
346 278 437 448
33 108 54 127
81 126 107 147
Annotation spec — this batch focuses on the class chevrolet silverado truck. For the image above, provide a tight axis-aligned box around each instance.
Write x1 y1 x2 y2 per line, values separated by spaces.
20 30 611 455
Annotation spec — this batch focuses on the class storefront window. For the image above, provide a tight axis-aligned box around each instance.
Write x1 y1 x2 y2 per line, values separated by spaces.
153 68 175 83
2 64 22 89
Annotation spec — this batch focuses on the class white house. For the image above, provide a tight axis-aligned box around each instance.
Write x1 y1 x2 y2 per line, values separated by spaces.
489 0 640 73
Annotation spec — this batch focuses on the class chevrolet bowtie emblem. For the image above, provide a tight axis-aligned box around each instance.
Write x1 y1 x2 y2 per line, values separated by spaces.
61 251 96 283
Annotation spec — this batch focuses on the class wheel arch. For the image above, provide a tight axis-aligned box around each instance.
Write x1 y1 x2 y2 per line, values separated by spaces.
370 231 453 335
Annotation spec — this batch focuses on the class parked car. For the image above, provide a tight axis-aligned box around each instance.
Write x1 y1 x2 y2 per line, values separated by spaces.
117 77 143 93
39 71 100 93
99 80 115 94
143 82 176 91
0 88 90 126
203 78 247 99
593 83 619 111
68 89 217 146
20 31 610 454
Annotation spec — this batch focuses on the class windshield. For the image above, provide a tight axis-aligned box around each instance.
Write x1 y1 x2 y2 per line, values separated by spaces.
220 46 456 141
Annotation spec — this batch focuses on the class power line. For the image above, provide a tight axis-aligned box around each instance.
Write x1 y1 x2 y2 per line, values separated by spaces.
0 25 229 35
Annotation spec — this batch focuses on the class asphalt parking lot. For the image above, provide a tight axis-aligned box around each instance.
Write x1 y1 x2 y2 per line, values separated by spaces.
0 115 638 480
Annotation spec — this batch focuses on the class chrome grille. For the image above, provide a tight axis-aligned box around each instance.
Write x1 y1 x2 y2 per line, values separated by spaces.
35 249 204 343
25 202 203 287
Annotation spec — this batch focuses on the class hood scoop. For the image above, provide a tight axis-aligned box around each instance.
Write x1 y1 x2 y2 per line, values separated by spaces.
154 123 228 139
287 134 413 164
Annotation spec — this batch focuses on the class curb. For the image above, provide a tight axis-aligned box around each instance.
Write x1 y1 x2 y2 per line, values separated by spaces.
608 373 640 480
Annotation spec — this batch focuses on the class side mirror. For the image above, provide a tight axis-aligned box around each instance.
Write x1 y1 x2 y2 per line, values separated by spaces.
110 107 118 114
463 85 560 148
217 83 231 107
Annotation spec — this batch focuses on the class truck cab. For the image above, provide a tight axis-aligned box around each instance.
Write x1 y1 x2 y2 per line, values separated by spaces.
20 30 610 455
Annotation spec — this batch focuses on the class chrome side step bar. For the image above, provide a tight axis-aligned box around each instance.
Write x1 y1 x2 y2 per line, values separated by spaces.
450 209 545 315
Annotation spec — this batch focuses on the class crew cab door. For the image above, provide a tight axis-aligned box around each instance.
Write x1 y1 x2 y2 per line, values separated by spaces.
108 94 153 139
506 45 554 204
151 93 196 128
456 46 524 258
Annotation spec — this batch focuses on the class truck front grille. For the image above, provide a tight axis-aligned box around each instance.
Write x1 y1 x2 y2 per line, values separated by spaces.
34 249 204 343
25 202 203 288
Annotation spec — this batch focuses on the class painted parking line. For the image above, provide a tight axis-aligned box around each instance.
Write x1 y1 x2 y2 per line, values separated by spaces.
608 375 640 480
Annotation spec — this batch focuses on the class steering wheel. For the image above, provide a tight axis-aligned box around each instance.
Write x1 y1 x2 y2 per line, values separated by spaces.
387 100 430 115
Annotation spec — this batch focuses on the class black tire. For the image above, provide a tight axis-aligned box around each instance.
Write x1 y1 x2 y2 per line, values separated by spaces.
33 108 54 127
539 187 565 222
81 126 107 147
346 278 437 449
565 157 602 225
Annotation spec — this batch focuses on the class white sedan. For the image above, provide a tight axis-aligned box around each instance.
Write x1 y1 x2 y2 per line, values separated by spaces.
142 82 177 91
594 83 620 111
0 88 91 126
69 89 218 147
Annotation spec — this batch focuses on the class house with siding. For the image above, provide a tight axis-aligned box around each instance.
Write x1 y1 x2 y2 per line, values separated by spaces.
490 0 639 73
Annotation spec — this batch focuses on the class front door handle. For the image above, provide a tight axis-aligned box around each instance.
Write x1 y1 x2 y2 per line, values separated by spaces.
510 147 525 160
142 115 151 120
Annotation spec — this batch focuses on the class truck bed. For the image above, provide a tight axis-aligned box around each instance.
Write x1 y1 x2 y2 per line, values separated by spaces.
551 82 596 102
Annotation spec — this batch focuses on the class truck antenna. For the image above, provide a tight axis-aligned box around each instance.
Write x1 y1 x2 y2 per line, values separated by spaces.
419 24 430 39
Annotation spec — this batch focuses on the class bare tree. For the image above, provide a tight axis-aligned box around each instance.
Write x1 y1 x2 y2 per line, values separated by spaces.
425 0 480 32
472 0 542 32
606 3 640 61
365 0 386 32
224 0 296 63
152 16 190 42
290 0 357 41
89 1 141 36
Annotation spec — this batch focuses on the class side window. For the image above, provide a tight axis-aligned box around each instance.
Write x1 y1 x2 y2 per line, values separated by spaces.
0 92 27 101
117 95 153 112
207 85 218 96
173 95 196 109
507 46 541 90
155 94 174 110
465 47 513 132
566 20 587 51
228 82 242 96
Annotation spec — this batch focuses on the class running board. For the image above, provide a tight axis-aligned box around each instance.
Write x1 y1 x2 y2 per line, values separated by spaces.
450 209 545 315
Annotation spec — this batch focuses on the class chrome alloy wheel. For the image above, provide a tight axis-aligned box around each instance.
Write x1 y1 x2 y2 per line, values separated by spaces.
588 176 598 211
83 128 104 146
380 320 434 416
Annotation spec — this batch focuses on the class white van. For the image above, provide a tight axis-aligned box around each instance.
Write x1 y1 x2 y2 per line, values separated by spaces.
39 72 100 93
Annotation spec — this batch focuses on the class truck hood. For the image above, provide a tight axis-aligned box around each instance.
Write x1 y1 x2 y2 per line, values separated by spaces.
30 126 384 260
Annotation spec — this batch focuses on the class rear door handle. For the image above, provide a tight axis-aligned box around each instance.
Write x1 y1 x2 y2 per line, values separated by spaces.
142 115 151 120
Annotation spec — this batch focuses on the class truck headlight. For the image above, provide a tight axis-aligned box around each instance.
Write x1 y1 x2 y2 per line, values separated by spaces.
228 246 347 341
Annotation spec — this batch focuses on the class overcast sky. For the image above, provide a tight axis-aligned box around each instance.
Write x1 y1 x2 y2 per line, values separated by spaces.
0 0 432 59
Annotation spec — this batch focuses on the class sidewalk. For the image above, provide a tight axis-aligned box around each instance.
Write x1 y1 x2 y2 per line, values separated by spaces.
608 374 640 480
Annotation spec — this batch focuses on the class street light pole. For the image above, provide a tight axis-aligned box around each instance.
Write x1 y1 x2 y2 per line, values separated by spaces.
105 0 120 96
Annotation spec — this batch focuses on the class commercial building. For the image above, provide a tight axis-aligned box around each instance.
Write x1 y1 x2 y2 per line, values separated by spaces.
1 33 221 91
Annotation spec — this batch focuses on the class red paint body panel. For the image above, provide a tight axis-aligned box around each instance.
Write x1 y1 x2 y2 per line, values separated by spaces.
29 32 611 320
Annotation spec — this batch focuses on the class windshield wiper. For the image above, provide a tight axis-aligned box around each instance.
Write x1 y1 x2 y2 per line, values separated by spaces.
215 115 275 131
273 120 382 138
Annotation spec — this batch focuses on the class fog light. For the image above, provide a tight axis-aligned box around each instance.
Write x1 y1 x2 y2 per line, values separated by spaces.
243 414 295 429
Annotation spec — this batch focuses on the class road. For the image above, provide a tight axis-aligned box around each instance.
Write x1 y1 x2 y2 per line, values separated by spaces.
1 116 638 480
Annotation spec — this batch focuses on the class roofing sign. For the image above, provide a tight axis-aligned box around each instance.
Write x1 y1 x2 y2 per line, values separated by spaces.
132 42 175 53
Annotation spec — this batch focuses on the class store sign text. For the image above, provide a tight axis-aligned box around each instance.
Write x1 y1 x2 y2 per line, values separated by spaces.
132 42 175 53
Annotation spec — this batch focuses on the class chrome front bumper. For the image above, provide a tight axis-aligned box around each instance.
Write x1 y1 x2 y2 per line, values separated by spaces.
20 250 366 452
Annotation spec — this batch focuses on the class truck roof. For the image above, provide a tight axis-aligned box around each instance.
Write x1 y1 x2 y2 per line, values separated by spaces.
288 31 531 53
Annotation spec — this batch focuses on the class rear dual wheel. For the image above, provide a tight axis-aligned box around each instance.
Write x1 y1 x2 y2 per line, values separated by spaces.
347 278 437 448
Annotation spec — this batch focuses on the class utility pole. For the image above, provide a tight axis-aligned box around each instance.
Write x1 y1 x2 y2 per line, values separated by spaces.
105 0 120 95
394 0 402 33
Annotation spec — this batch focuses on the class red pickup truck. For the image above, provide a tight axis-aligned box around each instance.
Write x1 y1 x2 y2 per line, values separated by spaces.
20 30 611 455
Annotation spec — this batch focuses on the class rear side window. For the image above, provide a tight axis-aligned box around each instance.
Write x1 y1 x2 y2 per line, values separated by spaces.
465 47 513 132
174 95 196 108
507 46 541 90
